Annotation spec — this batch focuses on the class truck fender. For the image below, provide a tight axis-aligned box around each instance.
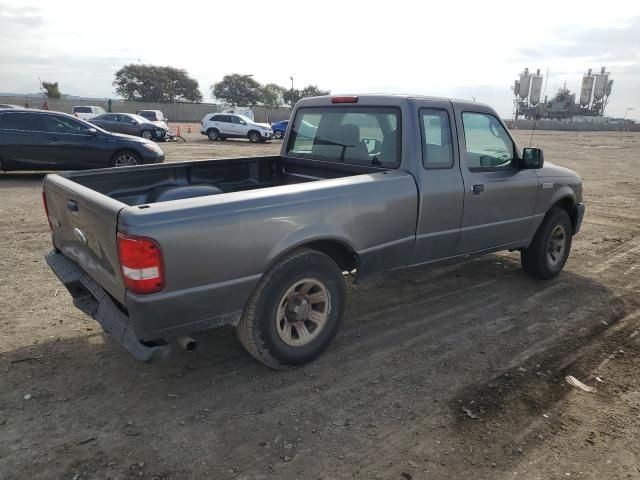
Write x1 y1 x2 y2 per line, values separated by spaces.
546 186 576 212
264 226 358 274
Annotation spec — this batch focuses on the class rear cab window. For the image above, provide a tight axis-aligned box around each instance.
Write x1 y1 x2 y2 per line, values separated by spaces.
73 107 92 113
286 106 401 168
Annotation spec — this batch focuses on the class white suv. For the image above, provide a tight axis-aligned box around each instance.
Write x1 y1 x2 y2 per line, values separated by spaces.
72 105 106 120
200 113 273 143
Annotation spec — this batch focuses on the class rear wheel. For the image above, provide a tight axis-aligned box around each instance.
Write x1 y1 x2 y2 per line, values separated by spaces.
521 208 573 279
237 248 346 369
141 130 153 140
248 131 260 143
111 150 140 167
207 128 220 141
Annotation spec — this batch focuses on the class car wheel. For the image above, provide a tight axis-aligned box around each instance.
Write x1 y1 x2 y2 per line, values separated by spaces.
274 130 283 139
111 150 140 167
237 248 346 369
141 130 153 140
521 208 573 279
248 131 260 143
207 129 220 141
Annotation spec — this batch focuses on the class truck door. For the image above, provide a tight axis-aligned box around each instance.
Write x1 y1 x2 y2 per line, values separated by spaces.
411 103 465 264
454 110 538 254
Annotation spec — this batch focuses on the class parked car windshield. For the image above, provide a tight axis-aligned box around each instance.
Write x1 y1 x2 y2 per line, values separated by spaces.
73 107 92 113
128 114 152 123
237 114 253 124
286 106 400 167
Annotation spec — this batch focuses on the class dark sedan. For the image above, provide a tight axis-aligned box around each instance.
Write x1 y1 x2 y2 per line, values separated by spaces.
90 113 168 141
0 109 164 171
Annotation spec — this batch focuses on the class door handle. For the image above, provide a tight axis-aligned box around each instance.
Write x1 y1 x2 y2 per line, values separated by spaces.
49 136 58 142
472 184 485 195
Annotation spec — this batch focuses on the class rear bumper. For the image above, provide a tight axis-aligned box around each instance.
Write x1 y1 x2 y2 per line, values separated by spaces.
573 202 585 234
45 250 169 362
45 249 258 360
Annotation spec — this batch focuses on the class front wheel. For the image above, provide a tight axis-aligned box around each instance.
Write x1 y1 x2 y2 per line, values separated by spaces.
207 129 220 141
111 150 140 167
521 208 573 279
141 130 153 140
274 130 284 139
248 131 260 143
237 248 346 369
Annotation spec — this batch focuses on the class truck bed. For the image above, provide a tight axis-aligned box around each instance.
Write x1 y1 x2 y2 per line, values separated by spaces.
58 155 377 206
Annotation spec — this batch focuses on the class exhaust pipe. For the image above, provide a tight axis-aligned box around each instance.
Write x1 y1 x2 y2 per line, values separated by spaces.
176 336 197 352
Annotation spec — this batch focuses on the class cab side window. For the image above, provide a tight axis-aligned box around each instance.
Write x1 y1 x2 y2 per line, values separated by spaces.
462 112 515 170
420 109 454 169
42 115 89 134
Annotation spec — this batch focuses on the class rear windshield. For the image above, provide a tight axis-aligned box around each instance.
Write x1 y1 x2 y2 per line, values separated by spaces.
73 107 92 113
138 111 156 119
286 106 401 167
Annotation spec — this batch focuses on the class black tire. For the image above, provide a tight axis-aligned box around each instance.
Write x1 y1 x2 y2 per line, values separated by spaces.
248 130 260 143
521 208 573 279
141 130 153 140
207 128 220 141
237 248 346 369
274 130 283 139
110 150 141 167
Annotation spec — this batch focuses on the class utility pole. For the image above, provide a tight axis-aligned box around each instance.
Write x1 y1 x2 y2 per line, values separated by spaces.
290 76 294 108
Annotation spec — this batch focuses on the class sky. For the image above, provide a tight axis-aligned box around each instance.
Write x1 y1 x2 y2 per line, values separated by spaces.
1 0 639 118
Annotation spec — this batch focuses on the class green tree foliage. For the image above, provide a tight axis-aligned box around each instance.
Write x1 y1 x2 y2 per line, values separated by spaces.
41 81 61 99
283 85 330 107
113 64 203 102
211 74 262 106
211 74 330 107
260 83 287 108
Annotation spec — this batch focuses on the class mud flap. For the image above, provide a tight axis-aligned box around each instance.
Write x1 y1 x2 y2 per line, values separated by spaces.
45 250 170 362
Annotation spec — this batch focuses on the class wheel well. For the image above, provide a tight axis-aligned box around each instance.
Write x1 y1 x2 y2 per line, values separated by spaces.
551 197 577 232
305 240 358 272
270 240 358 274
247 129 260 136
207 127 219 133
111 149 139 162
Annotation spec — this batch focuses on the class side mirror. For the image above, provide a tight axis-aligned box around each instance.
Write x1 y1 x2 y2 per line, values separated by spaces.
163 116 168 121
86 128 98 135
521 147 544 169
240 120 246 125
131 120 138 125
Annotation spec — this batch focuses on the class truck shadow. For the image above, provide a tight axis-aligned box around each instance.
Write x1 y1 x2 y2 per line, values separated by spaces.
1 253 625 478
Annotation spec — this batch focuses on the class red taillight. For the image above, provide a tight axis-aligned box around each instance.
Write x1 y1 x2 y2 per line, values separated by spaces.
42 189 52 230
117 233 164 295
331 96 359 104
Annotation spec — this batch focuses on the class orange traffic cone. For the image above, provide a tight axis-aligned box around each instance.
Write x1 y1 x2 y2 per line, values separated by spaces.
187 124 192 134
176 125 181 137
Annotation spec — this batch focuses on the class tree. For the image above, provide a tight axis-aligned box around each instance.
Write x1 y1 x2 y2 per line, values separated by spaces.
113 64 202 102
259 83 287 108
211 74 262 106
283 84 330 107
41 81 61 99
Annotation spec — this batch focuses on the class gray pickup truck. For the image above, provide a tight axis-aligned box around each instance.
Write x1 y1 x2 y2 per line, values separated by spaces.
44 95 584 368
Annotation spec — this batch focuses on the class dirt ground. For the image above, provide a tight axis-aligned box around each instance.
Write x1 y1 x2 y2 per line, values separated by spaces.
1 130 639 480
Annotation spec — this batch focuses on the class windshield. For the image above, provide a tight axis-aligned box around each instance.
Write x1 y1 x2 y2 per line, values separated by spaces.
73 106 92 113
237 114 253 124
286 106 400 167
130 114 152 123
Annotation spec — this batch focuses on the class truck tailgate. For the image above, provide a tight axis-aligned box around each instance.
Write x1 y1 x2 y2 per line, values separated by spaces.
44 174 126 304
